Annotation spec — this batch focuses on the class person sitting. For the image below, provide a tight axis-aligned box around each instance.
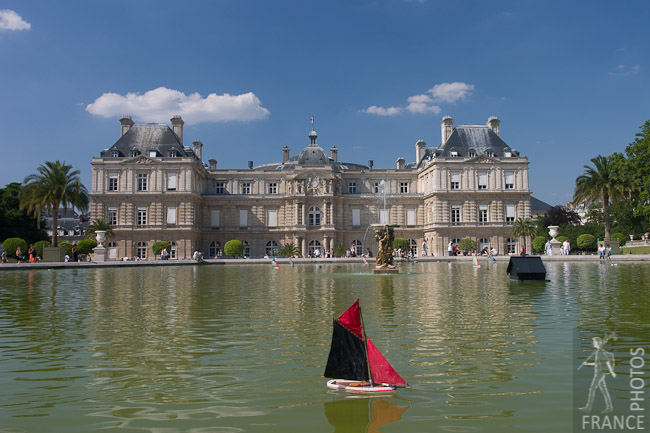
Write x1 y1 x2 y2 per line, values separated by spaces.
193 250 204 262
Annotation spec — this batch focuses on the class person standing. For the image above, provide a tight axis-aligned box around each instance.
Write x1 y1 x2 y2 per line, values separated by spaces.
448 241 453 257
28 244 37 262
422 240 427 257
71 244 78 262
545 239 553 256
562 239 571 255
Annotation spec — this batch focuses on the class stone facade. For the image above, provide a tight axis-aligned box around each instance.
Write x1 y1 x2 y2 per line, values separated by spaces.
90 115 531 259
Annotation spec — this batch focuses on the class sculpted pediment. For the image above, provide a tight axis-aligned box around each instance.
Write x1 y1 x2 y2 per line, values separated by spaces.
468 155 497 164
124 155 158 165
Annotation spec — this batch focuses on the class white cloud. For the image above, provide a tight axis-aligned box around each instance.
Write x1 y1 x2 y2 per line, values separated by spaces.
362 105 402 116
609 64 641 77
0 9 31 31
428 82 475 103
86 87 270 123
405 94 441 114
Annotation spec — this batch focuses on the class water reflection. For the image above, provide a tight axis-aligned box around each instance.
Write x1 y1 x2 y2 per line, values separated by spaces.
324 397 409 433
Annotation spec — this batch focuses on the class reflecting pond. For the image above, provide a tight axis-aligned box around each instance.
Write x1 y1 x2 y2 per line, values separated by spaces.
1 261 648 432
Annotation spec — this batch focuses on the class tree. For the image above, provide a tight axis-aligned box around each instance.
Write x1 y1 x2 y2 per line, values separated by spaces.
625 120 650 221
533 236 547 254
278 242 301 257
511 217 538 253
85 219 114 241
577 234 596 252
224 240 244 258
19 161 89 247
77 239 97 255
458 238 477 253
152 241 171 257
392 237 409 251
333 243 347 257
2 237 28 258
573 155 632 242
0 183 48 243
545 205 582 226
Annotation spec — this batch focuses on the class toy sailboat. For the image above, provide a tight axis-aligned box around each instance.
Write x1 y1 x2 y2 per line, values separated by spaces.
324 300 409 393
473 255 481 268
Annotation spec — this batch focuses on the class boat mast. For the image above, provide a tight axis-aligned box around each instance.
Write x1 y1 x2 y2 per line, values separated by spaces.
358 306 374 386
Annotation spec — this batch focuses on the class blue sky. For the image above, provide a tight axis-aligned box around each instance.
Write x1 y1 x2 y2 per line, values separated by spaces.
1 1 648 206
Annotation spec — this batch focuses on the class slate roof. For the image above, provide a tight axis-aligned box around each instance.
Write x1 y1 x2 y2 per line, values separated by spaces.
530 196 553 212
436 125 518 158
101 124 190 158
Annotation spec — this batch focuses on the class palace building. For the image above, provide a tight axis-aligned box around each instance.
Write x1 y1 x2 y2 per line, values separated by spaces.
90 115 531 259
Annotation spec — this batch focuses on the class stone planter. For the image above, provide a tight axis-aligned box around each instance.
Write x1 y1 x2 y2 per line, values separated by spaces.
42 246 66 262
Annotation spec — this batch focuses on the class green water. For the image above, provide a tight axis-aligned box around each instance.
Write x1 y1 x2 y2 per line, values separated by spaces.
0 262 648 432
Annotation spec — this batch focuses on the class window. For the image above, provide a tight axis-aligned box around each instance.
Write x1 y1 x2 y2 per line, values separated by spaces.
504 151 512 158
505 171 514 189
468 150 476 158
136 242 147 259
130 150 139 157
451 205 461 224
107 242 117 248
107 207 117 225
209 241 221 258
137 173 148 191
167 206 177 225
379 209 388 224
239 210 248 228
167 173 177 191
267 209 278 227
308 240 322 257
136 207 147 225
309 206 321 226
506 204 515 223
374 182 381 193
169 150 178 157
352 209 361 226
149 150 157 158
450 172 460 190
479 238 489 252
348 182 357 194
410 239 418 257
268 183 277 194
450 151 458 157
215 182 225 194
400 182 409 193
478 205 488 223
111 150 119 158
108 173 118 191
478 172 487 190
211 210 220 228
406 208 416 226
352 240 363 256
485 151 495 157
507 237 516 254
241 182 251 194
266 241 279 257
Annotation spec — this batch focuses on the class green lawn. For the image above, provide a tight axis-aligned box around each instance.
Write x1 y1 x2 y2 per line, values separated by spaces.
621 246 650 254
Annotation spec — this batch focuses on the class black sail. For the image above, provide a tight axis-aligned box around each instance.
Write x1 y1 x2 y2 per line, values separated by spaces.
324 320 369 381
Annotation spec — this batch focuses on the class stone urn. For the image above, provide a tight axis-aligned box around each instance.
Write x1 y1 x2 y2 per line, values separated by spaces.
548 226 559 241
95 230 107 247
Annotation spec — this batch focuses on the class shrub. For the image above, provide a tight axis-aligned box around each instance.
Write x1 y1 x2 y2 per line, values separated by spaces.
612 232 626 246
59 241 73 257
577 234 597 251
392 237 409 251
556 236 568 244
152 241 171 257
533 236 547 254
333 243 347 257
279 242 301 257
34 240 50 258
224 240 244 258
458 238 477 252
2 237 28 258
77 239 97 255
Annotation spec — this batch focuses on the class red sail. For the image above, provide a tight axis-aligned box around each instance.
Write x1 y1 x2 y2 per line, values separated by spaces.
367 339 407 386
337 299 363 338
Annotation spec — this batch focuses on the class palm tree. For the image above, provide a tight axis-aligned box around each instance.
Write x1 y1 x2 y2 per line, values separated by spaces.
573 155 631 241
19 161 89 247
278 242 301 257
85 218 115 241
511 217 538 254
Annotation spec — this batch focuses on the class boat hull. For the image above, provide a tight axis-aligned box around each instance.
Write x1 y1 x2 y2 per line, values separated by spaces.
326 379 397 394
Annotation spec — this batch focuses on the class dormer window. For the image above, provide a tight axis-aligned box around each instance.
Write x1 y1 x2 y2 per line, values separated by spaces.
485 151 495 157
169 150 178 158
111 150 119 158
149 151 157 158
467 150 476 158
504 151 512 158
130 150 139 157
450 151 459 157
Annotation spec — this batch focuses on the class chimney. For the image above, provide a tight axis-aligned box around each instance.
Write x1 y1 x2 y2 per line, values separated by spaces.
415 139 426 163
208 158 217 170
248 160 253 169
441 115 454 144
120 116 134 136
171 116 184 144
282 146 290 163
487 116 500 136
396 157 405 170
330 146 338 162
192 140 203 161
368 160 373 169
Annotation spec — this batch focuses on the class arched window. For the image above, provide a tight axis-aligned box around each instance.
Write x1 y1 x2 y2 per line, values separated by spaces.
308 206 321 226
243 241 250 258
352 240 363 256
266 240 279 257
409 239 417 257
209 241 221 258
169 241 177 259
308 240 322 257
506 237 516 254
136 241 147 259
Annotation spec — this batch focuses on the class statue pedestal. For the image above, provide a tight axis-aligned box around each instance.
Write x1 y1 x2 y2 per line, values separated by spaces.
93 245 106 262
550 239 562 256
373 268 399 275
